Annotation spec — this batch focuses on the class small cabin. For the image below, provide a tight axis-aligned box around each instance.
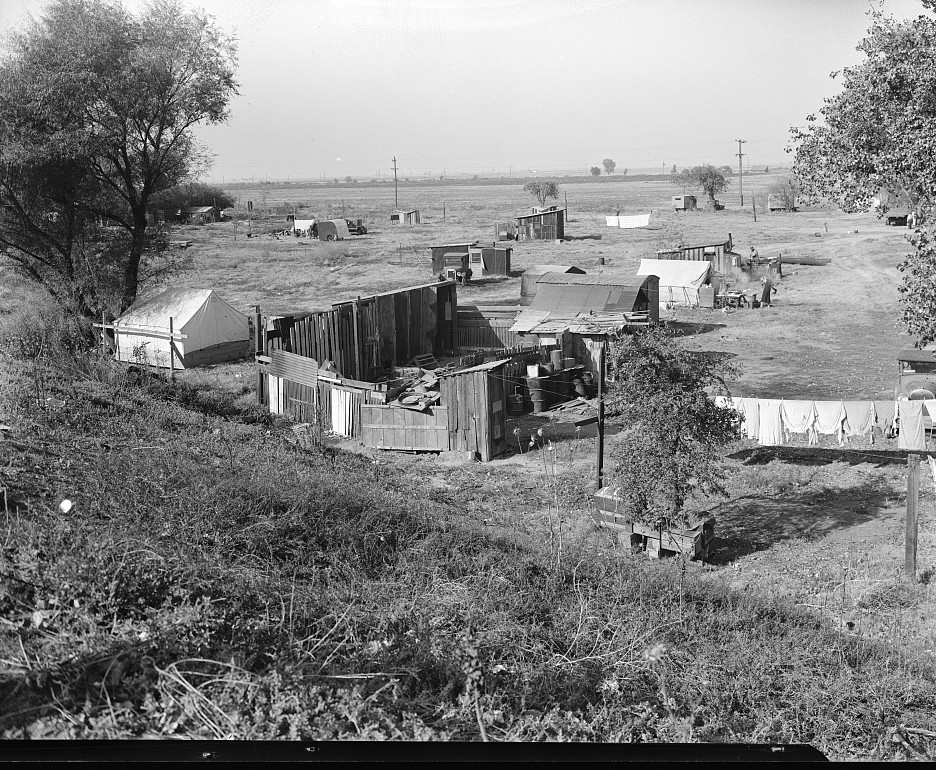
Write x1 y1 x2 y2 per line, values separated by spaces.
430 242 478 276
515 208 565 241
468 244 512 278
391 209 420 225
672 195 698 212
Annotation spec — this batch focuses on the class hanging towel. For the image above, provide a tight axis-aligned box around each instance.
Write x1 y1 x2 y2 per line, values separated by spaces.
780 400 817 444
713 395 732 410
757 399 784 446
874 400 896 436
740 397 760 440
814 401 845 445
897 400 927 451
842 401 876 444
922 400 936 422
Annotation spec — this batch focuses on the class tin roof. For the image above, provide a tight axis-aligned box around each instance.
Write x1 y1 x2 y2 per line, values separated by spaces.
522 265 584 279
535 272 650 287
897 349 936 363
429 242 478 248
509 309 649 336
515 209 566 221
438 358 511 376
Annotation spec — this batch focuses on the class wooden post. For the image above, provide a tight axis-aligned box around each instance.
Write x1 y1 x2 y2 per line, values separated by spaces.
907 453 920 581
595 337 606 490
101 311 107 355
752 193 757 223
351 298 362 381
169 317 175 381
254 305 264 405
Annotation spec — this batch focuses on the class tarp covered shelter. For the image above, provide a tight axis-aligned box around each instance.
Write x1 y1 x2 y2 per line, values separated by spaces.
114 288 250 369
637 258 711 307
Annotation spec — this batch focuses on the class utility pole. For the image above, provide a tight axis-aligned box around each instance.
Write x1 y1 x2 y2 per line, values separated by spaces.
736 139 747 206
392 156 398 210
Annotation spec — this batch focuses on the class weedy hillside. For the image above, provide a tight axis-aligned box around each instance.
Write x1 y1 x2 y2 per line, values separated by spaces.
2 302 936 758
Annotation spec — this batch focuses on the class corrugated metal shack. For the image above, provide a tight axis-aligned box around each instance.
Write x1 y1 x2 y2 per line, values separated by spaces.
655 233 739 277
515 207 565 241
672 195 698 212
494 221 516 241
509 273 659 376
520 265 585 305
391 209 420 225
179 206 219 224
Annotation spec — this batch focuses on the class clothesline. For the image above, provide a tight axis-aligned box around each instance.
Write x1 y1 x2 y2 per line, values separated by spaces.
712 396 928 450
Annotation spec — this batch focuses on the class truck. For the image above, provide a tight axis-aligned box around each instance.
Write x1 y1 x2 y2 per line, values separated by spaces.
345 218 368 235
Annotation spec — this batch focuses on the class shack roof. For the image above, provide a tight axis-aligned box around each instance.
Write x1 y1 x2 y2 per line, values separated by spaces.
522 264 585 279
515 209 566 221
332 280 457 306
535 272 649 287
393 209 419 214
438 358 511 376
429 242 478 248
529 275 657 315
180 206 216 214
509 309 649 336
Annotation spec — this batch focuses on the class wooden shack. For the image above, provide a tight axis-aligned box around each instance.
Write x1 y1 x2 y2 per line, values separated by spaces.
457 305 529 349
257 280 457 386
655 233 737 276
468 244 512 277
520 265 585 305
391 209 420 225
515 208 565 241
672 195 697 212
494 222 516 241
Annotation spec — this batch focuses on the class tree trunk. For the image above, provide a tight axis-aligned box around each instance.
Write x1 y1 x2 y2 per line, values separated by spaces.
120 212 148 313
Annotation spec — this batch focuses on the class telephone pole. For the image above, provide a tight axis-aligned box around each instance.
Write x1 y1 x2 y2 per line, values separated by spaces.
736 139 747 206
392 156 398 210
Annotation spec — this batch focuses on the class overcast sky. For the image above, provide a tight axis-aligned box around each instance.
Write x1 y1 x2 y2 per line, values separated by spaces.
0 0 929 181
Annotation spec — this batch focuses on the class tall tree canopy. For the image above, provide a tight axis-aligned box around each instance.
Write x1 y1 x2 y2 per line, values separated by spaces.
670 164 729 204
789 1 936 344
522 180 560 207
0 0 238 318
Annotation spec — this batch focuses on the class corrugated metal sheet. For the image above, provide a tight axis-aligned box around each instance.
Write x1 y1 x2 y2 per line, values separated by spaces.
269 349 319 387
535 272 648 287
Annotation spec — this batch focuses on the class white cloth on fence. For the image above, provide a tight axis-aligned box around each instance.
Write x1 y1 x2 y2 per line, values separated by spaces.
814 401 845 445
897 400 927 451
842 401 876 444
780 400 817 444
605 216 620 227
740 397 760 440
757 399 784 446
618 213 651 229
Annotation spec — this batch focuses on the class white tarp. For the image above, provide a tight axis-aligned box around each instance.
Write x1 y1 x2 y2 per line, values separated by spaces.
637 258 710 307
113 287 249 368
618 213 651 229
605 216 620 227
292 218 316 233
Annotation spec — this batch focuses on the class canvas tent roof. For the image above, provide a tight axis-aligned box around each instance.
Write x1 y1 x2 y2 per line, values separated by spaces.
637 259 710 307
113 287 249 369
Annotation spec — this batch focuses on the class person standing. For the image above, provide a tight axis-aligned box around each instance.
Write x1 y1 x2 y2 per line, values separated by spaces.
760 275 777 307
749 245 759 268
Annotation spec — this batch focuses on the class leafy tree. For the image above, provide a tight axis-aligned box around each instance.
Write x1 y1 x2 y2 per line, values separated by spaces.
789 1 936 344
602 158 616 175
151 183 235 215
345 176 354 183
590 166 602 177
766 176 800 211
672 164 730 204
522 180 560 207
0 0 238 317
604 327 741 531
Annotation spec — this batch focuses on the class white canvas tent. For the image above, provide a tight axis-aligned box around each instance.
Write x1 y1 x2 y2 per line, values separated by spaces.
637 258 711 307
113 287 250 369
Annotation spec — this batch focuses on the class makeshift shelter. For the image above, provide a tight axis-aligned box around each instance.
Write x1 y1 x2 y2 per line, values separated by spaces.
317 219 350 241
178 206 219 224
637 259 711 307
654 234 737 275
430 243 478 276
469 244 512 277
520 265 585 305
290 218 316 236
391 209 420 225
114 288 250 369
515 208 565 241
672 196 697 212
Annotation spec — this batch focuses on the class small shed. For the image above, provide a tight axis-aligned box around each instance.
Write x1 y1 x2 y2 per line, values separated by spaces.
515 208 565 241
430 242 478 275
391 209 420 225
114 287 249 369
672 196 697 212
655 234 736 275
637 259 711 308
438 359 510 461
468 244 512 277
494 221 516 241
520 265 586 305
767 195 798 212
317 219 350 241
179 206 219 224
529 273 659 323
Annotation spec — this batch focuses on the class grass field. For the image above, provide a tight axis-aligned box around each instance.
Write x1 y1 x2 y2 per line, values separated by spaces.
3 174 936 756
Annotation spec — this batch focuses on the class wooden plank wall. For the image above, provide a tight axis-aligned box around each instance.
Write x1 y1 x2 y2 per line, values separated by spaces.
360 406 450 451
440 366 510 462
